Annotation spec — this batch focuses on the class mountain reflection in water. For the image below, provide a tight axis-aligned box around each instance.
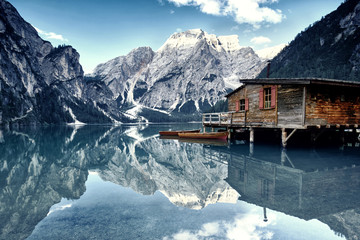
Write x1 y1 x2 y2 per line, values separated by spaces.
0 124 359 240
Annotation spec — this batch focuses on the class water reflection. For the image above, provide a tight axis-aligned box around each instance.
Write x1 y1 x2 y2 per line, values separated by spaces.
0 124 359 239
0 124 237 240
221 144 360 239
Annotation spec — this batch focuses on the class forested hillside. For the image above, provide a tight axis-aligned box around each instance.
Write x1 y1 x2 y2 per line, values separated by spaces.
258 0 360 81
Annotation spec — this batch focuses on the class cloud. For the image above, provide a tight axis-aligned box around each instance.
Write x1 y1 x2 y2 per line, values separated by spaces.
47 203 72 216
165 0 284 27
163 212 276 240
170 9 175 14
34 27 68 42
250 36 272 45
230 25 239 31
168 0 222 15
176 28 183 32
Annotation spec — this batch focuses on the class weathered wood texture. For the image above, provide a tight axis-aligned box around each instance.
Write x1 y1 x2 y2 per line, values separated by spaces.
228 85 276 126
231 112 245 125
305 85 360 126
224 80 360 129
277 85 304 126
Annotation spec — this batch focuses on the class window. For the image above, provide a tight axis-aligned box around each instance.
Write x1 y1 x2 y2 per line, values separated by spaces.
236 99 249 112
264 88 271 109
239 99 245 111
259 86 276 109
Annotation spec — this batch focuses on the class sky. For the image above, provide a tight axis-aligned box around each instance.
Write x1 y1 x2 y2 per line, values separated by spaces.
8 0 345 73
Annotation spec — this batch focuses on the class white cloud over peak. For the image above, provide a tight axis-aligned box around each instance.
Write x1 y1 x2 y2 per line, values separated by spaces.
163 212 276 240
165 0 284 26
34 27 68 42
250 36 272 45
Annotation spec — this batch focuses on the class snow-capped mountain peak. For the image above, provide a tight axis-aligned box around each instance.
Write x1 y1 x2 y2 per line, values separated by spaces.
158 29 243 53
255 43 287 60
87 29 266 122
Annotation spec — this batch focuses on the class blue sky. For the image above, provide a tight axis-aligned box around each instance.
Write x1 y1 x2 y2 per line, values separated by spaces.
8 0 344 73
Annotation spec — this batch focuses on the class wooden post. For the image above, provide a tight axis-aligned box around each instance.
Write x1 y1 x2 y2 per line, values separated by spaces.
282 128 287 148
249 127 254 143
302 86 306 126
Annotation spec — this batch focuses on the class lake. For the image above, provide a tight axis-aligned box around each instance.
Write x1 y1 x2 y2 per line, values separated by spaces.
1 124 359 240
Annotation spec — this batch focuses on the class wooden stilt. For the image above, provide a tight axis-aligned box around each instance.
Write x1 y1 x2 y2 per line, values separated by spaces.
282 128 297 147
227 128 231 139
249 127 254 143
282 128 287 148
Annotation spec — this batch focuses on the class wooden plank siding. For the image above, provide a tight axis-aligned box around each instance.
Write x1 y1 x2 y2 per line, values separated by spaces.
205 79 360 130
305 85 360 126
277 85 304 127
227 85 277 127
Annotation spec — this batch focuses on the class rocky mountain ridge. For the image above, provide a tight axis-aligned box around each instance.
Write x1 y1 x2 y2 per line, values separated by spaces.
0 0 111 125
0 0 275 125
4 0 359 125
88 29 267 122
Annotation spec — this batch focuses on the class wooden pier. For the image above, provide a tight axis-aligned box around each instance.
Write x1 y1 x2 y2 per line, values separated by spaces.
203 78 360 147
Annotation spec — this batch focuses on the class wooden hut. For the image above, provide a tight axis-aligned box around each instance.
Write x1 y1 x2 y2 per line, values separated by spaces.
203 78 360 146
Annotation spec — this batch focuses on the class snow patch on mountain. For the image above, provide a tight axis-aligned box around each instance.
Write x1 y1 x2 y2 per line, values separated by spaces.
65 106 85 125
158 29 243 53
89 29 266 120
256 43 287 60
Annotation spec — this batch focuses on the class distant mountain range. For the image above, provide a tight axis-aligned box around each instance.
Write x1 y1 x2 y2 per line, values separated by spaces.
87 29 267 122
0 0 359 125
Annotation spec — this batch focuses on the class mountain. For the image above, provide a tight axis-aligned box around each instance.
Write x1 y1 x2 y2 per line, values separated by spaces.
0 125 239 239
255 43 287 60
88 29 266 122
0 0 111 126
258 0 360 81
0 0 266 124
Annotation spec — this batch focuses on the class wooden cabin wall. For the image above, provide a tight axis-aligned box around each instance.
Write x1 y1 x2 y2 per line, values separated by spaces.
228 88 245 112
277 85 304 127
305 85 360 126
228 85 276 126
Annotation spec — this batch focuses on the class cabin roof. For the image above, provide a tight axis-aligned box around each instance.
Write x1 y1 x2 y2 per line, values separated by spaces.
225 78 360 98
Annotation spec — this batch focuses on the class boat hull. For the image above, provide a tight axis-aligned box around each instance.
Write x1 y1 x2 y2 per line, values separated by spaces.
159 129 200 136
178 131 228 140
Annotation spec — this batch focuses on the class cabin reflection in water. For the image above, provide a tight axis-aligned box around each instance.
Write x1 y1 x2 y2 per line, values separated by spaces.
205 144 360 237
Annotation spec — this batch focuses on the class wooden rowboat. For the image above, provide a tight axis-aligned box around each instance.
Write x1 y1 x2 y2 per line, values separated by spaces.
178 131 228 140
159 129 200 136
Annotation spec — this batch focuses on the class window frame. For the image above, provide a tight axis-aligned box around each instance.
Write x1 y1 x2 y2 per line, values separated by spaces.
263 87 272 109
239 99 246 111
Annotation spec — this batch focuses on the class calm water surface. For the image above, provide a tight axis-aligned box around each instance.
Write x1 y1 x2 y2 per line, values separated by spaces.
0 124 359 240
